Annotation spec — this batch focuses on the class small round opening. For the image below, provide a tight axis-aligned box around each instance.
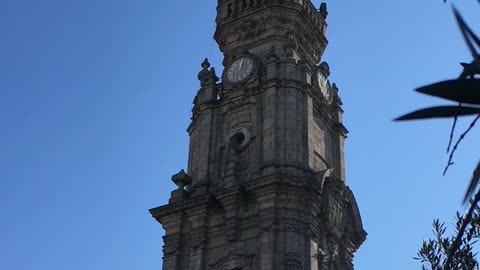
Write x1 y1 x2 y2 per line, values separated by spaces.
231 132 246 148
229 128 251 151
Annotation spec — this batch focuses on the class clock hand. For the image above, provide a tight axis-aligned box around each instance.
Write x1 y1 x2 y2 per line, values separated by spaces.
239 58 244 71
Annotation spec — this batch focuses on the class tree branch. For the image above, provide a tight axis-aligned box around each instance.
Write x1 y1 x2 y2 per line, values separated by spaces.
443 114 480 175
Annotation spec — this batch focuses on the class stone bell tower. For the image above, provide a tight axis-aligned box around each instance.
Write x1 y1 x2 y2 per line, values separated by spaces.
150 1 366 269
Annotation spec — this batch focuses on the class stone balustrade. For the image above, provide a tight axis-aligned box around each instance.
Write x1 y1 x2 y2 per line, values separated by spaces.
217 0 326 34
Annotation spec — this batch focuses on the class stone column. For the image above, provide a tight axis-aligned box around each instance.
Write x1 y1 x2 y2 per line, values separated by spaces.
256 187 277 270
187 206 208 270
160 213 183 270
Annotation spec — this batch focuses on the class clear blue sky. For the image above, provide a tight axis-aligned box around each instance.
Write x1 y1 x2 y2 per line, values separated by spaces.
1 0 480 269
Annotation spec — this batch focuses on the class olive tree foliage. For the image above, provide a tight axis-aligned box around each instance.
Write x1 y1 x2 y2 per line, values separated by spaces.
416 210 480 270
395 1 480 269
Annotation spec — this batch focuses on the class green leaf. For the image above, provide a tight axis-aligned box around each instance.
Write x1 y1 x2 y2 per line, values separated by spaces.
416 80 480 105
395 106 480 121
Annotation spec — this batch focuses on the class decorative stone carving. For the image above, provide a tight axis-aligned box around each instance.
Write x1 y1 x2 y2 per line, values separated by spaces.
319 244 339 270
235 19 266 41
266 46 279 61
284 252 302 270
284 218 306 234
320 3 328 19
322 177 367 254
210 251 256 270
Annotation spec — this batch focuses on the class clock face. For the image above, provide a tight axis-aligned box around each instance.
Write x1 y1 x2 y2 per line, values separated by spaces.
226 57 254 83
317 71 331 101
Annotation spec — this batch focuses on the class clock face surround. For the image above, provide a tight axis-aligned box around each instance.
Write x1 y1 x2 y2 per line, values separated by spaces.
226 56 254 83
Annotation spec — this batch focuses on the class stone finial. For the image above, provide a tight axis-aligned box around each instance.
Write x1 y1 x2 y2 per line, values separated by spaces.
332 83 343 106
285 32 299 58
198 58 211 81
320 3 328 19
319 61 330 77
198 58 219 87
171 169 192 190
201 58 210 69
332 82 338 92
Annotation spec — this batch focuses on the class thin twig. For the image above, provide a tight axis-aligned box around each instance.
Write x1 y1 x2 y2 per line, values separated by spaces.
448 56 475 154
443 114 480 175
447 103 461 153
